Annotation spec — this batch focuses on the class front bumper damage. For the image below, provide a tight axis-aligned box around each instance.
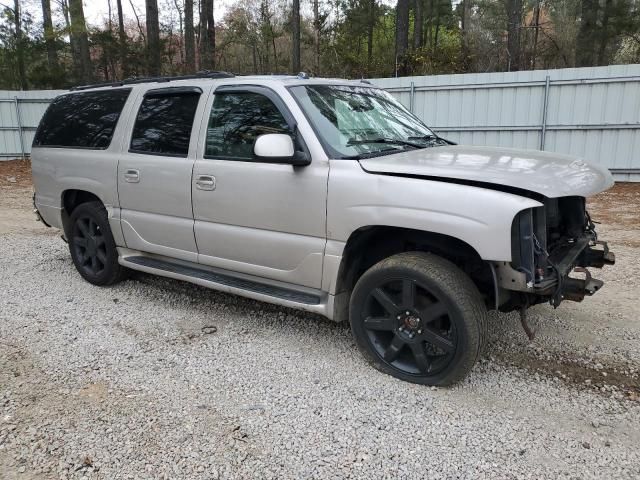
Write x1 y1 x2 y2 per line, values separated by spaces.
494 237 615 308
535 238 614 306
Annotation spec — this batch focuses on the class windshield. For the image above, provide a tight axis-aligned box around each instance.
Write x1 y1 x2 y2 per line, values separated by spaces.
289 84 448 159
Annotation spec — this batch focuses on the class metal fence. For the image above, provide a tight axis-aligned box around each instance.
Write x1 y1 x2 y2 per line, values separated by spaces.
371 64 640 181
0 90 65 159
2 66 640 181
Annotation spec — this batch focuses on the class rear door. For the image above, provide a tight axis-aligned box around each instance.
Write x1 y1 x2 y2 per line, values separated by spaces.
118 86 206 262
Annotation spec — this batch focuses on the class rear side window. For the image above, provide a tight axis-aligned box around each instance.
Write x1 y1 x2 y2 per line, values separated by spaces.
130 89 201 157
33 89 131 149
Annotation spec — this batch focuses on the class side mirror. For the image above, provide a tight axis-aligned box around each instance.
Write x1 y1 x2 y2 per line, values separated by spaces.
253 133 310 166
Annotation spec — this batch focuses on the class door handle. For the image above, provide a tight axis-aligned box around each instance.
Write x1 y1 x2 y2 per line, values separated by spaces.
195 175 216 191
123 169 140 183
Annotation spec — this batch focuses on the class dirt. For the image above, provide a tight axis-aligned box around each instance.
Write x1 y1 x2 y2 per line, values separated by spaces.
0 159 33 189
0 160 54 236
588 182 640 230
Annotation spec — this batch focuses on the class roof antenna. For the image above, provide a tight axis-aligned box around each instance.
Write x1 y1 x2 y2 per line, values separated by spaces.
297 72 309 79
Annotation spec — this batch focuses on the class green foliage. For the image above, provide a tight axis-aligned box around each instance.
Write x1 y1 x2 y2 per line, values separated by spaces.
1 0 640 89
408 28 463 75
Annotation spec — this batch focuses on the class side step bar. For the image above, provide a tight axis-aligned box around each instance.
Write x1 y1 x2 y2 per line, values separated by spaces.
118 253 333 318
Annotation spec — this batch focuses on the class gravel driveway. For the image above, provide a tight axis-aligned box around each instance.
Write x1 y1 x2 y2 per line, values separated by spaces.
1 161 640 479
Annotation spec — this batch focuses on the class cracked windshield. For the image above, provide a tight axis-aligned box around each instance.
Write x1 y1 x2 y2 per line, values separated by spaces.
291 85 448 159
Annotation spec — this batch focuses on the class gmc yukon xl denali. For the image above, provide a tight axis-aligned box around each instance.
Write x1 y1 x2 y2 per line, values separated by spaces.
31 72 616 386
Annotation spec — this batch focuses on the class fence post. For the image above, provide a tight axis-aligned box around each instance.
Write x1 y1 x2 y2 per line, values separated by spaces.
409 81 415 113
13 96 26 160
539 75 550 150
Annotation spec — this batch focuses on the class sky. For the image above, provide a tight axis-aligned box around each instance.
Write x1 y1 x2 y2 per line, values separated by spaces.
84 1 149 25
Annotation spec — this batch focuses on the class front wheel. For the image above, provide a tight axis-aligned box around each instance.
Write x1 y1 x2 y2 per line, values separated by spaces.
349 252 487 386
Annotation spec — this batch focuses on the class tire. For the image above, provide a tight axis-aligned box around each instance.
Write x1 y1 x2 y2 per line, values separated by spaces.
68 201 129 286
349 252 487 386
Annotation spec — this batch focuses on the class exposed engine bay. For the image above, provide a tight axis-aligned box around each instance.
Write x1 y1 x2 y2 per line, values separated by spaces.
495 196 615 313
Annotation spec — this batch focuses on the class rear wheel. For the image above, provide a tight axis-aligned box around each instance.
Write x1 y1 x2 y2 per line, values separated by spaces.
68 201 128 286
349 252 486 386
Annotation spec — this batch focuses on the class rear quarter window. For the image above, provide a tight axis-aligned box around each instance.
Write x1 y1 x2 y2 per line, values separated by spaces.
33 89 132 149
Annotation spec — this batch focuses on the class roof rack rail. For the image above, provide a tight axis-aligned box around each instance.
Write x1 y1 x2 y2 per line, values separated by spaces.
70 71 235 91
70 81 125 91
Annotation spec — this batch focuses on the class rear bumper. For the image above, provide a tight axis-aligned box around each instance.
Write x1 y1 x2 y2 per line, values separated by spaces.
32 193 51 227
33 193 62 229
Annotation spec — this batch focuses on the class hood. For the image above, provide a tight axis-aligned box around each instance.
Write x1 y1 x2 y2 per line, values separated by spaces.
358 145 614 198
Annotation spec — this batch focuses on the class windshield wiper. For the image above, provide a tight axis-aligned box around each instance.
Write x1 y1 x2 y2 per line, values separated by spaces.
341 147 402 160
407 134 455 145
347 137 424 149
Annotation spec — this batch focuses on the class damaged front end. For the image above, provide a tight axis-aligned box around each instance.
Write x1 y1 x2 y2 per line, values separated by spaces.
494 196 615 313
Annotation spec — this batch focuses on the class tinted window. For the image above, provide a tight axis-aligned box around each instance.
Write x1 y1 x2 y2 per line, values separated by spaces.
130 91 201 156
33 89 131 149
206 92 290 160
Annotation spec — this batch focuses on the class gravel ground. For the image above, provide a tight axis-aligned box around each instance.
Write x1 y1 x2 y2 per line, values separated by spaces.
1 161 640 479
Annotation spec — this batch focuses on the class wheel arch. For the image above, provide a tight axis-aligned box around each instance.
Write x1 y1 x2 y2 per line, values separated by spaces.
60 189 106 240
331 225 495 322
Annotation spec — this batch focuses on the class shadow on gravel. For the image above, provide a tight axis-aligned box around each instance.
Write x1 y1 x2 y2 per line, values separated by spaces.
121 271 640 402
128 270 350 333
484 317 640 402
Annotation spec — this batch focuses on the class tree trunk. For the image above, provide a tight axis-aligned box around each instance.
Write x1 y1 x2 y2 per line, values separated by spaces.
413 0 423 50
260 0 270 72
41 0 59 81
252 44 258 73
531 0 540 69
68 0 92 83
505 0 522 71
366 0 375 74
145 0 161 75
292 0 301 72
115 0 129 78
314 0 321 75
206 0 215 69
426 0 433 47
13 0 27 89
172 0 184 68
461 0 472 71
597 0 613 66
395 0 410 76
199 0 211 69
434 0 441 48
60 0 71 30
185 0 196 71
576 0 598 67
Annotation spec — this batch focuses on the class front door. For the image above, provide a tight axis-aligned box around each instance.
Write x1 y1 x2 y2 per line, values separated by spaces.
118 86 205 262
192 86 328 288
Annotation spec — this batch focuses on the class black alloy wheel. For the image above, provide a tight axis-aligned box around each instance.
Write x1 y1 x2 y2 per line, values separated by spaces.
361 277 457 376
68 201 129 286
350 252 486 386
72 215 107 277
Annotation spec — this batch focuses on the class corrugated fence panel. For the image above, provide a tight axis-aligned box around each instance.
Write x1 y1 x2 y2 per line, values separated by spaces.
371 64 640 181
2 68 640 180
0 90 64 159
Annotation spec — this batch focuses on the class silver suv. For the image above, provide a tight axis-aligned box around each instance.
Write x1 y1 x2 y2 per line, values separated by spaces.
32 72 615 386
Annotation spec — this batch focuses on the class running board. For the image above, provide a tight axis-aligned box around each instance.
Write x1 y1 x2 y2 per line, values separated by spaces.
118 253 333 317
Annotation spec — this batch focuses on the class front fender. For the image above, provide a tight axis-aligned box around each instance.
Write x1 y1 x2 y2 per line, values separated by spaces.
327 160 542 262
